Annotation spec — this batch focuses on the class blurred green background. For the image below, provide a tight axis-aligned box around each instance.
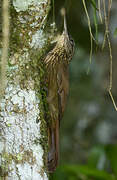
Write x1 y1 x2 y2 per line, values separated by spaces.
50 0 117 179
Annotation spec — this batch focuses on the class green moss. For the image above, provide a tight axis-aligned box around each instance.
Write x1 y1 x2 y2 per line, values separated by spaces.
34 63 48 171
0 152 12 177
0 151 36 170
10 2 50 54
2 152 12 164
14 151 36 165
7 0 55 174
0 165 8 177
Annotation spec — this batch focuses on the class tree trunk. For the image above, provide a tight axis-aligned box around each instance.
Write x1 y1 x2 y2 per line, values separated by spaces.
0 0 52 179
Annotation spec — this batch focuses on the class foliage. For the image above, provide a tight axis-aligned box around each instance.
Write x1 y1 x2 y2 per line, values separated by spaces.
50 144 117 180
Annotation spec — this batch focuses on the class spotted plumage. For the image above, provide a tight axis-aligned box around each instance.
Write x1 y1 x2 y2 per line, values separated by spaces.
43 11 75 173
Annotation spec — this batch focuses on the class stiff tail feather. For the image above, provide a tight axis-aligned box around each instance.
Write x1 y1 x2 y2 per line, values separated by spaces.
47 119 59 173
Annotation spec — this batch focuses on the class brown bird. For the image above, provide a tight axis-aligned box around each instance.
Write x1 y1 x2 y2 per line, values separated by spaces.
43 8 74 173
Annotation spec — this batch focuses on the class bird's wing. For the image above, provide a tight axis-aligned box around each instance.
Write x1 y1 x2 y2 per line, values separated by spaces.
57 63 69 120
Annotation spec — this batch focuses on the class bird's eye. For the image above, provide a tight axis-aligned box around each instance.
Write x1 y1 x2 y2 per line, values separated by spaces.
69 35 75 46
69 38 75 51
70 37 74 44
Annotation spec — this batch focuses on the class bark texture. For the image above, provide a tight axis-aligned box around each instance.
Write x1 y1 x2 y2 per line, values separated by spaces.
0 0 52 179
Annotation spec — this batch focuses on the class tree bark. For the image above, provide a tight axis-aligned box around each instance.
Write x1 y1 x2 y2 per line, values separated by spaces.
0 0 51 179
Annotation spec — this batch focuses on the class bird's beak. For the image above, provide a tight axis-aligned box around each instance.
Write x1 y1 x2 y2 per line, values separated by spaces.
64 14 68 36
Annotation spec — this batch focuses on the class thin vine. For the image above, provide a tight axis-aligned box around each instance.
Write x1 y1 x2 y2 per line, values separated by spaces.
0 0 9 98
102 0 117 111
83 0 117 111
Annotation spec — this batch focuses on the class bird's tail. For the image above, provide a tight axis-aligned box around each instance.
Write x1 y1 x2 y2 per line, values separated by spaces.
47 119 59 173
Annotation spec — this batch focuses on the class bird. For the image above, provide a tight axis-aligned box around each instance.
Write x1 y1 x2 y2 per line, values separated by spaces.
43 8 75 173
